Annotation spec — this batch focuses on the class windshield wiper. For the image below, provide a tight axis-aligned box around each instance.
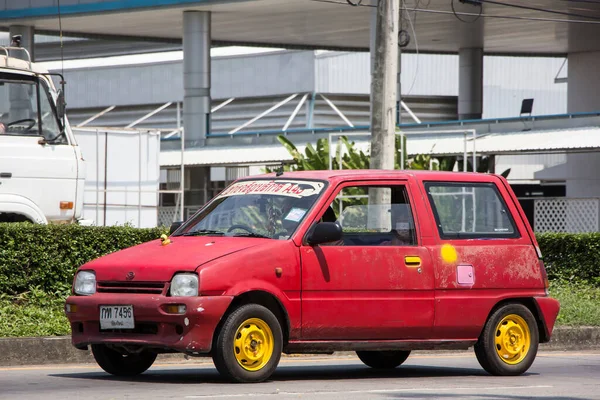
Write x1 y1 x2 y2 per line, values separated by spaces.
232 232 271 239
181 229 225 237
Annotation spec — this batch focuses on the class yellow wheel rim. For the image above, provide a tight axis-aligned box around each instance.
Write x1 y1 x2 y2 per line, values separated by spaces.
233 318 274 372
494 314 531 365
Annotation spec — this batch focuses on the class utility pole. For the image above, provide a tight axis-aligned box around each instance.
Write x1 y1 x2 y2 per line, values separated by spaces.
370 0 400 171
368 0 400 230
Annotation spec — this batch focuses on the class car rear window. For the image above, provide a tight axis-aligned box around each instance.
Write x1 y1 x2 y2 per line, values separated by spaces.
424 182 519 239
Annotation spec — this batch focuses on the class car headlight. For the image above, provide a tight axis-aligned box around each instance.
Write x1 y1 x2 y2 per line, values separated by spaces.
170 273 198 297
74 271 96 296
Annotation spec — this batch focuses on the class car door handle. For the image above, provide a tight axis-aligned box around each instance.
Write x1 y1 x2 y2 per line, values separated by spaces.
405 256 422 267
0 172 11 178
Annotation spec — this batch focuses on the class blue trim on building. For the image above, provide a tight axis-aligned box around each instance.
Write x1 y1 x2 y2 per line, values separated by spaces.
397 111 600 128
160 111 600 141
0 0 232 20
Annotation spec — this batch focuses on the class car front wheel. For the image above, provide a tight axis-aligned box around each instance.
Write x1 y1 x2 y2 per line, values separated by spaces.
91 344 157 376
356 350 411 369
474 303 539 376
212 304 283 383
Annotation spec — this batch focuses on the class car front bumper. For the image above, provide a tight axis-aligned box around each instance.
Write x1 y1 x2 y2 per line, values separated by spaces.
65 294 233 354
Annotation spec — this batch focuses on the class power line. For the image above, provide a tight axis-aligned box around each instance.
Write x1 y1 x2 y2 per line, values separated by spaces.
417 5 600 24
57 0 64 78
405 0 420 96
309 0 600 24
309 0 375 7
559 0 600 3
477 0 600 22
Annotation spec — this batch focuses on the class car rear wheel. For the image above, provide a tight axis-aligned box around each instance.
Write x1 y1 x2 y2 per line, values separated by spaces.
212 304 283 383
91 344 157 376
356 350 411 369
475 303 539 376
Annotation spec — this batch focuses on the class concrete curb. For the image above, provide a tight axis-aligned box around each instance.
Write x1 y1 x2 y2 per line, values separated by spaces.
1 326 598 367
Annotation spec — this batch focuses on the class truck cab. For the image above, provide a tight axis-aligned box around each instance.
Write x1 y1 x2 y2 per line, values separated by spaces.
0 43 85 224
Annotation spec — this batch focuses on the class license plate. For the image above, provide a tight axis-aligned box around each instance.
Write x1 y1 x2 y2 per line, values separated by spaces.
99 305 134 330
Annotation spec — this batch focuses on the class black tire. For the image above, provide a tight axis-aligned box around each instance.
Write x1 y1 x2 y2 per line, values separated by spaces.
356 350 411 369
212 304 283 383
91 344 157 376
475 303 539 376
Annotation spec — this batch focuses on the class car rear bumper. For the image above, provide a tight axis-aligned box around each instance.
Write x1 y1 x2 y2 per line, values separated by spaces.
65 294 233 354
534 296 561 343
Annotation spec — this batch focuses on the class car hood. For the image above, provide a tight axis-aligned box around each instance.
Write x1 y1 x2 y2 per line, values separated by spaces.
82 236 264 282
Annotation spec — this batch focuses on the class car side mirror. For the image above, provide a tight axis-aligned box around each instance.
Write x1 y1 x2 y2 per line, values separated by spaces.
307 222 342 246
169 221 184 235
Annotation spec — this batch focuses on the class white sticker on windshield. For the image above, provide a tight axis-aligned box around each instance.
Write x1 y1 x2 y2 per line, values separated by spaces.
217 180 324 198
285 208 307 222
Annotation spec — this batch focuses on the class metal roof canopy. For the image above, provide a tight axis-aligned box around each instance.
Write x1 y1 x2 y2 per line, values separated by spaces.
159 126 600 167
3 0 600 56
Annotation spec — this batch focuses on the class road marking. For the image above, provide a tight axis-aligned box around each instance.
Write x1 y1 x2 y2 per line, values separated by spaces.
184 385 554 398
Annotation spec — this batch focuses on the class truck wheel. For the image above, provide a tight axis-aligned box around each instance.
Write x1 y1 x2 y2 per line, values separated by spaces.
474 303 539 376
212 304 283 383
91 344 157 376
356 350 411 369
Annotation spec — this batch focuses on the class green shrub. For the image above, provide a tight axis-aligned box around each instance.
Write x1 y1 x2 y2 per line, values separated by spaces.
0 225 599 337
0 224 598 298
537 233 600 287
0 223 166 297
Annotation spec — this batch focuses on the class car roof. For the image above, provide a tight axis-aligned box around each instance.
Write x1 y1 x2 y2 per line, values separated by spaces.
245 169 500 183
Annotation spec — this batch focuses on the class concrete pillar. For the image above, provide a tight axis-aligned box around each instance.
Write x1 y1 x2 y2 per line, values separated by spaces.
567 51 600 113
183 11 211 148
458 48 483 120
564 51 600 202
8 25 35 61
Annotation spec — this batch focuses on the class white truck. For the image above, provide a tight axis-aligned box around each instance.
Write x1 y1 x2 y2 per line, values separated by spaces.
0 39 86 224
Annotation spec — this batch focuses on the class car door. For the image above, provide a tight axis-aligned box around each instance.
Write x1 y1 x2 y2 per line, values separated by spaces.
300 180 435 340
422 179 545 340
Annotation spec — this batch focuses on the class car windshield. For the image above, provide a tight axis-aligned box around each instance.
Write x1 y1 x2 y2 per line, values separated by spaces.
178 179 326 240
0 73 63 142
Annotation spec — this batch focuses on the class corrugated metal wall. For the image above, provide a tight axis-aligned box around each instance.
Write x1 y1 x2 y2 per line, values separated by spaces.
496 154 567 182
52 50 567 121
314 52 458 96
57 51 315 109
484 56 567 118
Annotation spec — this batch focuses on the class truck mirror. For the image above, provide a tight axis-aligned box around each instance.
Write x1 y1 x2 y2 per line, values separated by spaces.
56 89 66 120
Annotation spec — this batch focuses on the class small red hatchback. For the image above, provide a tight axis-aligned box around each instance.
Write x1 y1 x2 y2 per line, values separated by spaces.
65 170 560 383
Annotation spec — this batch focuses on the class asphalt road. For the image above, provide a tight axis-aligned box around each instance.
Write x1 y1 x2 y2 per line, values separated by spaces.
1 351 599 400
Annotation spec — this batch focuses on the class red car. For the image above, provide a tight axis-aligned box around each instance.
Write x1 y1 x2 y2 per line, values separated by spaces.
65 170 560 383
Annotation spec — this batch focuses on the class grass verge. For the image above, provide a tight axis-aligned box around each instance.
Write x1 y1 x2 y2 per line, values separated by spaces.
0 288 70 337
0 282 598 338
550 281 600 327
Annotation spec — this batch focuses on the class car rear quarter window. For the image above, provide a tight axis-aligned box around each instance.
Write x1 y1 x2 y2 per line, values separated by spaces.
424 182 519 239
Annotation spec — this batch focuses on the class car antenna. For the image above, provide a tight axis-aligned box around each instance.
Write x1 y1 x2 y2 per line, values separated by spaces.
275 165 284 177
